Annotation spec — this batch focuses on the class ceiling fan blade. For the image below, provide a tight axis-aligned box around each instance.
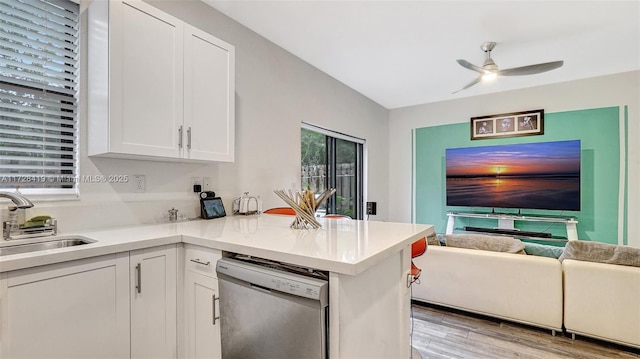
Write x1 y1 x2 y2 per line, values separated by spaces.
498 61 564 76
452 76 482 94
456 59 484 73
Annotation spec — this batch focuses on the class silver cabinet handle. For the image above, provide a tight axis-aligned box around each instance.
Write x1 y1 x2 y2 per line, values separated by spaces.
135 263 142 293
187 126 192 149
212 294 220 325
178 125 183 148
190 258 210 266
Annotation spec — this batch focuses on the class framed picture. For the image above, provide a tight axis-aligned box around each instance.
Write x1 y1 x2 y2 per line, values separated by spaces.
471 109 544 140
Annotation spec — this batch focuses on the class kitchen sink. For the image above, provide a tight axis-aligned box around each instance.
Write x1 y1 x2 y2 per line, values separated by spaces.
0 237 95 256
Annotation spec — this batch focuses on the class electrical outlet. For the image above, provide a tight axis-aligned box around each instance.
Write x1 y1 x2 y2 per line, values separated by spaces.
133 175 146 193
203 177 211 191
191 177 201 192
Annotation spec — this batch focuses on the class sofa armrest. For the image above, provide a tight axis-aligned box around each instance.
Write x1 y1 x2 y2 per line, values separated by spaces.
563 259 640 348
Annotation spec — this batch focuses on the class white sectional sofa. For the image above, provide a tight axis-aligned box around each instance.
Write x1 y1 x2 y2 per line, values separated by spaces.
411 235 640 349
411 245 564 333
563 257 640 348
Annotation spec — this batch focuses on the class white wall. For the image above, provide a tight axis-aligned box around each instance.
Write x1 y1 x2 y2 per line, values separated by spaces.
0 0 388 233
388 71 640 247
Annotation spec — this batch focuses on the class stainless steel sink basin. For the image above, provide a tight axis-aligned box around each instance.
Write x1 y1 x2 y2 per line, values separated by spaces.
0 237 95 256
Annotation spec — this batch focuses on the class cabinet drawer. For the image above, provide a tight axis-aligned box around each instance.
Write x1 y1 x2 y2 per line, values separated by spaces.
185 244 221 277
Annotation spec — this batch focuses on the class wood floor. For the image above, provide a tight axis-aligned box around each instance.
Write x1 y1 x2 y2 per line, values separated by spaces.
410 301 640 359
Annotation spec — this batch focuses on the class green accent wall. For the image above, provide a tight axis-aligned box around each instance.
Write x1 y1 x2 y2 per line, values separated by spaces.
415 107 625 244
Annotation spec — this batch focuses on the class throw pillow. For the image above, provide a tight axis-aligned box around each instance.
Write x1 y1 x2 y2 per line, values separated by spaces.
523 242 565 259
559 240 640 267
427 232 441 246
444 233 526 254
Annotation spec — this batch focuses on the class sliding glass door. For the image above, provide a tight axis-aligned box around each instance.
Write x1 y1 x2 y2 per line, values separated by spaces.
301 125 363 219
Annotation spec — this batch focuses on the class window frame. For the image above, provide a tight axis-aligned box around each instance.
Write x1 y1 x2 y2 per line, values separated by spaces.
0 0 80 200
301 122 365 219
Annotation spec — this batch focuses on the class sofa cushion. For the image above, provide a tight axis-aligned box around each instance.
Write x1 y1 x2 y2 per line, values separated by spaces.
443 234 526 254
559 240 640 267
427 232 441 246
523 242 565 259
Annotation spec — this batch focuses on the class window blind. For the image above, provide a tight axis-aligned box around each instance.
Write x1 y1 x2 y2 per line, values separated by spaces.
0 0 79 195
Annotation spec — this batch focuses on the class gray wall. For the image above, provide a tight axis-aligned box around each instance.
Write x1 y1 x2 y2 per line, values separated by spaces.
147 0 389 217
9 0 637 246
10 0 388 232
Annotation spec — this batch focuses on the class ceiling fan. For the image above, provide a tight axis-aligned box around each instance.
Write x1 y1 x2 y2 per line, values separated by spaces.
453 42 563 94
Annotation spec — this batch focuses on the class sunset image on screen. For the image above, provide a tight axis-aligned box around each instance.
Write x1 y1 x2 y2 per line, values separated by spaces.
446 141 581 178
445 140 581 211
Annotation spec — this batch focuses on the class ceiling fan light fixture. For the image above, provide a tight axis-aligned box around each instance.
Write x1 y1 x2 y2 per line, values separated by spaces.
482 72 497 81
453 42 564 93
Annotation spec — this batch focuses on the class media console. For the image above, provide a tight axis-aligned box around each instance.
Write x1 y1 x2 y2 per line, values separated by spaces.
446 211 578 241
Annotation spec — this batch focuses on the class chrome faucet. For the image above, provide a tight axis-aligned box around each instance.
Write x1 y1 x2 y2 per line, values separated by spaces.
0 191 34 209
2 191 56 240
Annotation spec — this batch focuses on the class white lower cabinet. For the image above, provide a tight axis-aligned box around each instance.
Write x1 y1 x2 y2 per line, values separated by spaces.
0 253 131 359
185 270 221 359
0 244 178 359
131 244 178 359
183 244 222 359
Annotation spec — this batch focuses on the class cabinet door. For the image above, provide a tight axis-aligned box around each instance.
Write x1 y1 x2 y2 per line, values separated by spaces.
185 270 222 359
184 24 235 162
130 244 178 359
111 0 184 158
0 254 130 359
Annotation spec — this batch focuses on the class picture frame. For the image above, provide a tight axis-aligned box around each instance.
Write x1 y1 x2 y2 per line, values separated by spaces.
471 109 544 140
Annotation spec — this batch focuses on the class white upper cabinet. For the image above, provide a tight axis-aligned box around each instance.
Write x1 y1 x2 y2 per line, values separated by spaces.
88 0 235 162
184 24 235 162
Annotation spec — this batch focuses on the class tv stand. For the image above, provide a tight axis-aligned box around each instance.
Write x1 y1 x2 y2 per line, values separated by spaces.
446 211 578 241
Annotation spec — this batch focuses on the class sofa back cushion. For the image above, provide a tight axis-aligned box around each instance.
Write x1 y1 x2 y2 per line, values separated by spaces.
443 234 526 254
523 242 565 259
559 240 640 267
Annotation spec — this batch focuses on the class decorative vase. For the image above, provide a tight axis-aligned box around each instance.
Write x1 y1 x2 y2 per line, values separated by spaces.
273 188 336 229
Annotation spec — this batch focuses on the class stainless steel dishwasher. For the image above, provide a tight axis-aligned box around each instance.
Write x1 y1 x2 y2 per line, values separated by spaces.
216 256 329 359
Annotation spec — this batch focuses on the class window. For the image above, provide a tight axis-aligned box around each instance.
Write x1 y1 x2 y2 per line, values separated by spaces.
0 0 80 197
301 123 364 219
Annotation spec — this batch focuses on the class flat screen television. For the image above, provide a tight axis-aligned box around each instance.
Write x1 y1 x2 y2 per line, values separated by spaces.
445 140 581 211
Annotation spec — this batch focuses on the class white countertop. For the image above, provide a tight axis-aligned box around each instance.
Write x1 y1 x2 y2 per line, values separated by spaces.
0 214 433 275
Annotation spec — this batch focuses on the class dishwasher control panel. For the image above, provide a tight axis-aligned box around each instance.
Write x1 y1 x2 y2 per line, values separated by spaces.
216 257 328 301
270 277 320 298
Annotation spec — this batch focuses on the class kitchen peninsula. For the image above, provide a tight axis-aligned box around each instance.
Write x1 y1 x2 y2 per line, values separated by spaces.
1 214 433 358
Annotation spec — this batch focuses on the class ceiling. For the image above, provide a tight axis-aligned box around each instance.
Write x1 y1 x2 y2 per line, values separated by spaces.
203 1 640 109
